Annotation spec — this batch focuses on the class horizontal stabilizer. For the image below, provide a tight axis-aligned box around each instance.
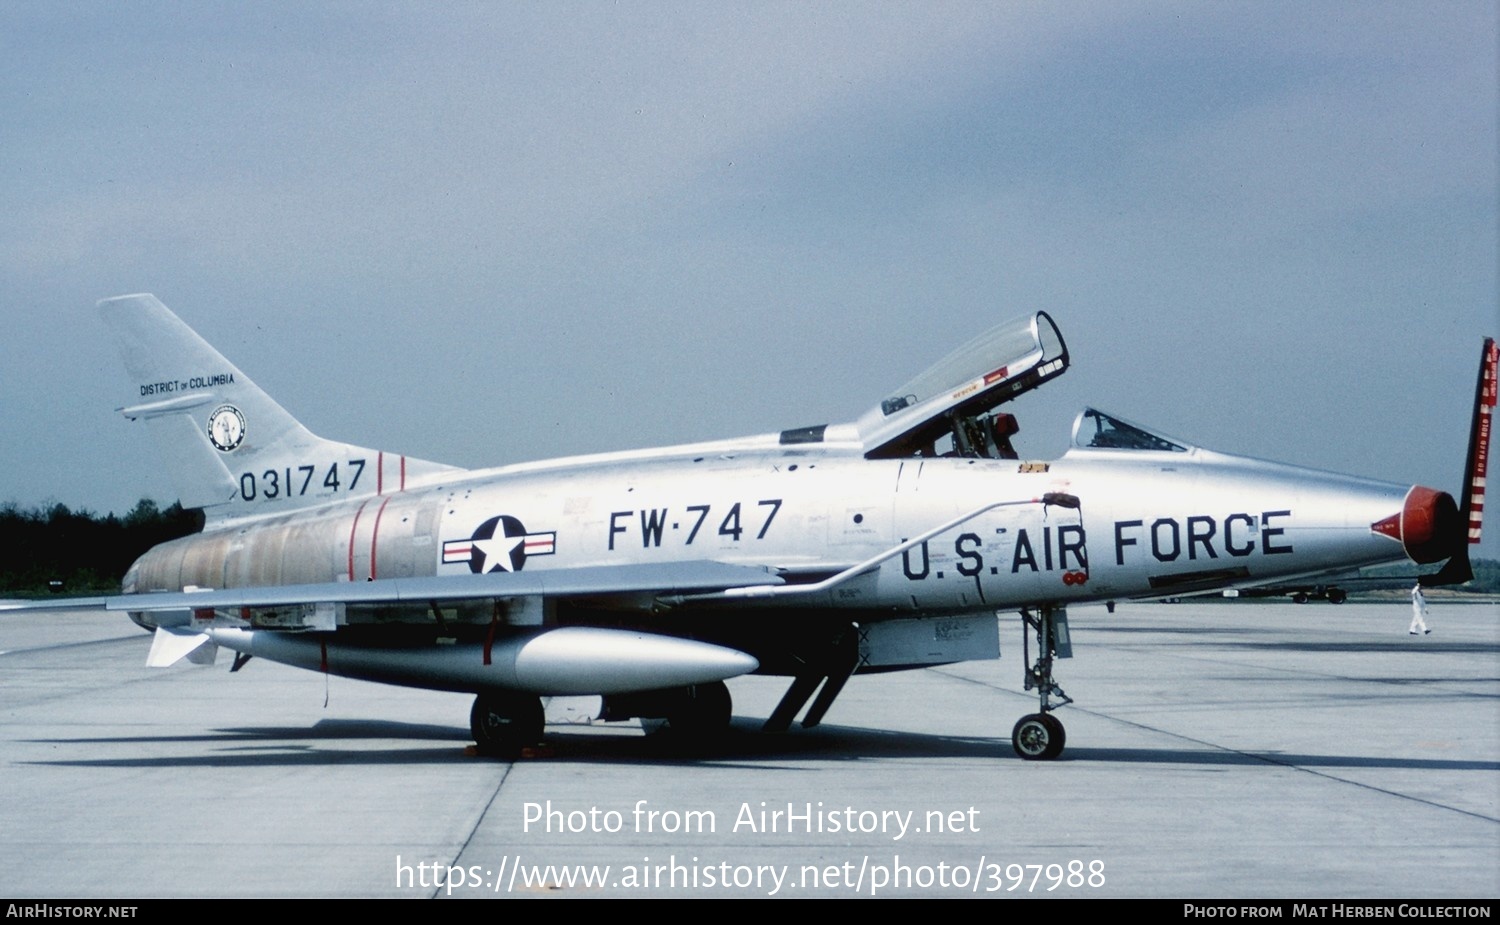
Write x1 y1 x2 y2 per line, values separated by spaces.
146 627 218 667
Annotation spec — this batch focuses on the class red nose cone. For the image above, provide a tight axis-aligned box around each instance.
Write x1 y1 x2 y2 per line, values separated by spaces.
1371 486 1460 564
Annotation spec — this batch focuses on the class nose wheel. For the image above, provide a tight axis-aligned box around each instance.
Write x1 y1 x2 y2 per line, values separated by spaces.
1011 712 1066 761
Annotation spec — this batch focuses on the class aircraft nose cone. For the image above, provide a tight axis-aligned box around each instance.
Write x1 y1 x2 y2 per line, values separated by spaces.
1371 486 1460 564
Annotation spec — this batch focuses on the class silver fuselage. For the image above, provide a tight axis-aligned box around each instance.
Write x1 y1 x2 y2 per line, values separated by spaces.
127 438 1414 636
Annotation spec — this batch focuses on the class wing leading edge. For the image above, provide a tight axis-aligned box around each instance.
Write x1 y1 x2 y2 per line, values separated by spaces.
112 560 784 613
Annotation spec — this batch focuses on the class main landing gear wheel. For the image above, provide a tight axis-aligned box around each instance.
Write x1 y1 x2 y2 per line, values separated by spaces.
666 681 732 737
470 691 544 759
1011 713 1065 761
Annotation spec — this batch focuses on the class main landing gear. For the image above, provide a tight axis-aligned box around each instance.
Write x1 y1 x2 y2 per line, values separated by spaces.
470 691 544 759
1011 604 1072 761
662 681 733 737
469 681 736 758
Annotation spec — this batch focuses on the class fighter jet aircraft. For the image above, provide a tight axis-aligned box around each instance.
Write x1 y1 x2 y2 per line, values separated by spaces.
80 295 1493 760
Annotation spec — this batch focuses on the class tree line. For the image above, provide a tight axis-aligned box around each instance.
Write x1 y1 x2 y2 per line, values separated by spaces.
0 500 203 595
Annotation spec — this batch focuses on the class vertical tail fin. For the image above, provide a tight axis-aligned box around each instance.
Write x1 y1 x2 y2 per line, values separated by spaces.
1422 336 1496 587
1462 338 1496 547
100 294 461 522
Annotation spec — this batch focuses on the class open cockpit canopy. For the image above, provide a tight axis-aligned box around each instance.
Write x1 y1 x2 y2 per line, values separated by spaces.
860 312 1069 459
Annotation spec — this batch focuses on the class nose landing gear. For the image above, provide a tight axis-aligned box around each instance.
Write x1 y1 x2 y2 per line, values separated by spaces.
1013 604 1072 761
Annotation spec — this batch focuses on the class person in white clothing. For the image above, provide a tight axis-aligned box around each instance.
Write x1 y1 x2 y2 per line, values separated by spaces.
1409 583 1431 635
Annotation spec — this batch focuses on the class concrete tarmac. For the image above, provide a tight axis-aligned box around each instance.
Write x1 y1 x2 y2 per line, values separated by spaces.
0 600 1495 899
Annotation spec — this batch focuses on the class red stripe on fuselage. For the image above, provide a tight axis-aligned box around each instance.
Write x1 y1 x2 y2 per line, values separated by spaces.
347 498 372 582
373 452 408 496
369 496 393 580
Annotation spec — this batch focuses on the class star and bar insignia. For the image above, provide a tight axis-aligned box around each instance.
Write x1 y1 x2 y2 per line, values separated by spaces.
442 515 556 573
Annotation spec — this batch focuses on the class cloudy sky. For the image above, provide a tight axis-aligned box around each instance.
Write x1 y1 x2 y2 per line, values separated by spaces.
2 2 1496 556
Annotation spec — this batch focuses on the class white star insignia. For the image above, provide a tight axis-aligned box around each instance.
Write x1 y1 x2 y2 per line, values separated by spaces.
472 532 524 572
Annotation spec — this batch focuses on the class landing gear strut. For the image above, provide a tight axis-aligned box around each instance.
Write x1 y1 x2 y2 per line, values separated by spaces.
1013 604 1072 761
470 690 544 759
763 622 860 733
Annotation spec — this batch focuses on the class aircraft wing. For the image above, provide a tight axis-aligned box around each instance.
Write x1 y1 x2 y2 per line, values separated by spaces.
107 560 784 613
0 596 113 613
1227 569 1421 603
